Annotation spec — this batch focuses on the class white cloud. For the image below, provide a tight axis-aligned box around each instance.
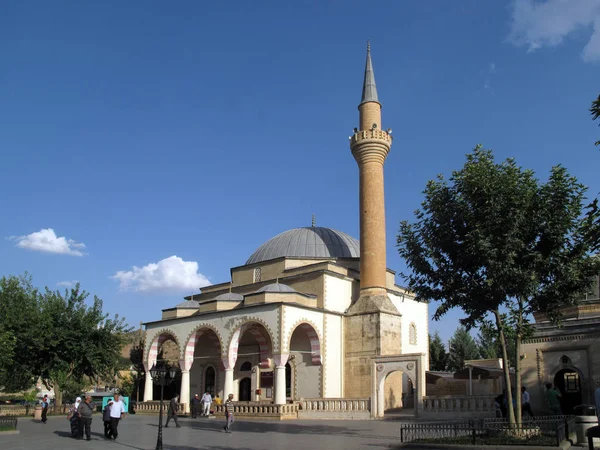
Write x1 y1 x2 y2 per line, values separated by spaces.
11 228 86 256
57 280 78 288
112 255 210 294
507 0 600 62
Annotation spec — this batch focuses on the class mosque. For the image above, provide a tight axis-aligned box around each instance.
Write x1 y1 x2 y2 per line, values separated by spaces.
142 44 429 418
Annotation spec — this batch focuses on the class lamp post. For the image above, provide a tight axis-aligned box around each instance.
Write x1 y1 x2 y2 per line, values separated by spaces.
150 363 180 450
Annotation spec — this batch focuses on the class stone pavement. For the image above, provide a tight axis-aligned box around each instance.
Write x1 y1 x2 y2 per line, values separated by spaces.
0 414 407 450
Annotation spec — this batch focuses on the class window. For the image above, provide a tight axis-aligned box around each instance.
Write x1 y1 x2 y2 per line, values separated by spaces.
240 361 252 372
253 267 261 283
561 355 572 365
409 322 417 345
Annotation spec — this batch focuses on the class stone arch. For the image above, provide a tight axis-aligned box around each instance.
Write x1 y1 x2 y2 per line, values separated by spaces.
183 324 224 362
146 328 180 366
226 317 276 369
372 355 425 418
287 320 322 365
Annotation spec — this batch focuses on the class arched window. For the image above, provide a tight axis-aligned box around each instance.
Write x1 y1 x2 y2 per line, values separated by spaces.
253 267 261 283
204 366 216 396
240 361 252 372
409 322 417 345
561 355 572 365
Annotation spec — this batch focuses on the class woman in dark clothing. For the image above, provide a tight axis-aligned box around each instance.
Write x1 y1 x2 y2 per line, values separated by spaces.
103 401 113 438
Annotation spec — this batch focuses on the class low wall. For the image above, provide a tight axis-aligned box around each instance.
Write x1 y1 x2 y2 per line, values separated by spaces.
298 398 371 420
213 402 298 420
135 401 184 415
421 395 496 419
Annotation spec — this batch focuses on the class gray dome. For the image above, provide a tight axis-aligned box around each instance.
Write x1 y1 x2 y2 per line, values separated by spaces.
215 292 244 301
246 227 360 265
176 300 200 309
257 283 297 293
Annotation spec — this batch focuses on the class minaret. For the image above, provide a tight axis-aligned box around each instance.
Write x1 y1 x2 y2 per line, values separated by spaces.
344 43 401 401
348 42 397 314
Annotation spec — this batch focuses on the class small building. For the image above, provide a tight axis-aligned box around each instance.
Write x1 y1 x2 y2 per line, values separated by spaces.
521 277 600 415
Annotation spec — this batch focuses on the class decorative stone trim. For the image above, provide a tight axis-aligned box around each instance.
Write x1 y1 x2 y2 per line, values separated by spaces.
286 318 323 364
322 315 328 398
182 323 224 360
524 333 600 344
225 316 278 368
146 327 181 364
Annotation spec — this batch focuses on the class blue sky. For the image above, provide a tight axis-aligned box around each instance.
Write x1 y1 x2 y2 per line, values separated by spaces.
1 1 599 344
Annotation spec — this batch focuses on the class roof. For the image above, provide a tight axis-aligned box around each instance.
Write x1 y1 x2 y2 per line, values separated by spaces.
175 300 200 309
256 283 297 294
246 226 360 265
214 292 244 301
360 41 379 106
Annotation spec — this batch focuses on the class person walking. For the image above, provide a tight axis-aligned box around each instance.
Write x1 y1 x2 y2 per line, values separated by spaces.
223 394 234 433
521 386 535 418
108 394 126 440
40 395 49 424
102 400 113 438
201 391 212 417
164 395 181 428
190 394 200 419
68 397 82 438
545 382 562 415
77 396 94 441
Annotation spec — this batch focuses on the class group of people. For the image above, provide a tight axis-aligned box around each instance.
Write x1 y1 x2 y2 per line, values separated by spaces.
494 386 535 418
164 392 235 433
190 391 222 418
66 393 126 441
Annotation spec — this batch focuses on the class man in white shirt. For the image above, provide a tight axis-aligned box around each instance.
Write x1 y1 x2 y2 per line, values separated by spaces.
201 391 212 417
521 386 534 418
108 394 126 440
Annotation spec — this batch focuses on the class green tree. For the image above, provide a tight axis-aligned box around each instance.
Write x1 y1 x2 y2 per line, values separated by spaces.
447 326 479 372
397 146 599 426
476 320 516 367
591 94 600 146
36 285 133 405
0 274 42 392
428 332 448 371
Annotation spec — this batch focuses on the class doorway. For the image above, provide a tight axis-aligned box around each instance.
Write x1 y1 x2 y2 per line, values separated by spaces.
239 377 251 401
554 369 582 414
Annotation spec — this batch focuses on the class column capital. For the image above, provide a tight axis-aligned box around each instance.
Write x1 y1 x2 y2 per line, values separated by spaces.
221 356 236 371
179 357 194 372
273 354 289 367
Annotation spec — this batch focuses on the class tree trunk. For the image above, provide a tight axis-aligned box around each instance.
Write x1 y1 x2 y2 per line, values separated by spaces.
514 300 524 427
53 382 62 409
494 309 515 426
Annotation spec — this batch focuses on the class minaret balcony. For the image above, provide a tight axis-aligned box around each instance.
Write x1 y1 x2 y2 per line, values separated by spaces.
349 129 392 147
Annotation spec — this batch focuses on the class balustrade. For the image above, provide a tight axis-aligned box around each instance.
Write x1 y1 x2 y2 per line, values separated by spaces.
422 395 496 418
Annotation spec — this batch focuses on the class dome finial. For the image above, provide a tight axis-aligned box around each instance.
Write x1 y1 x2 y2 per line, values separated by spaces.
312 213 316 227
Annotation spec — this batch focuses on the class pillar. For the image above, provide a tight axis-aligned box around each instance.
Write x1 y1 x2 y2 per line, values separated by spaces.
179 358 193 413
222 354 236 400
273 354 288 405
143 362 154 401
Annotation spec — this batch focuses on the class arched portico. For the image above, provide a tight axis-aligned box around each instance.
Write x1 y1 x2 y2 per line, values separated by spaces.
372 353 426 418
144 329 180 402
226 320 277 402
288 322 323 399
179 325 223 412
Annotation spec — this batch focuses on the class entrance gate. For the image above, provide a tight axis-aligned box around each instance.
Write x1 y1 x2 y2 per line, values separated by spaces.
371 353 426 418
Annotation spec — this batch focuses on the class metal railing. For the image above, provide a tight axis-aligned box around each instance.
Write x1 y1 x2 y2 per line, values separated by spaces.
0 415 18 431
399 415 574 446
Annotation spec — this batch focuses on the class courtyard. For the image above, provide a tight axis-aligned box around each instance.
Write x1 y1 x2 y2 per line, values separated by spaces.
0 414 407 450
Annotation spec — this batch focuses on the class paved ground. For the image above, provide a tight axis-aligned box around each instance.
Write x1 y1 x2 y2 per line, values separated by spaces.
0 414 407 450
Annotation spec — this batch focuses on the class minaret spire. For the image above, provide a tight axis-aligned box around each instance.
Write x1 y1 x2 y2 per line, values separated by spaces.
360 40 379 106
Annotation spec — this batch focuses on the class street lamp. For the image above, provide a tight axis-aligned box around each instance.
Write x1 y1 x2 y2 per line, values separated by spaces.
150 363 180 450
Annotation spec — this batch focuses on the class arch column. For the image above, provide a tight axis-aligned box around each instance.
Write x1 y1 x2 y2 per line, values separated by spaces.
179 357 193 413
222 356 236 399
273 354 289 405
143 361 154 401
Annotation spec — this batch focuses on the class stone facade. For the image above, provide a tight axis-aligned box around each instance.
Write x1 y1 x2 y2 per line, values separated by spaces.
521 282 600 415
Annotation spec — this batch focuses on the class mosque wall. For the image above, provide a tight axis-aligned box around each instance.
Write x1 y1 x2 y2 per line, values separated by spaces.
324 314 343 397
324 274 353 313
388 292 429 369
